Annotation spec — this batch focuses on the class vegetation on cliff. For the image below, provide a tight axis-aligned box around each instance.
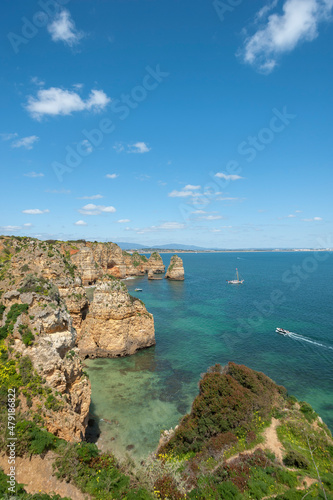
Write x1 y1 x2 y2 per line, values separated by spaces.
1 358 333 499
1 236 332 499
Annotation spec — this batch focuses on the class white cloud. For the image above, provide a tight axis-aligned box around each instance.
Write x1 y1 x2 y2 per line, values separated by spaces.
113 143 124 153
78 204 116 215
214 173 243 180
211 229 222 233
192 210 207 214
78 194 103 200
22 209 50 215
106 173 118 179
302 216 323 221
23 223 33 227
255 0 279 21
136 174 151 181
295 210 302 213
26 87 110 119
0 225 22 231
31 76 45 86
24 171 44 178
200 215 223 221
11 135 39 150
287 214 296 218
128 142 151 154
45 189 71 194
135 222 186 234
216 197 240 201
80 139 93 154
117 219 131 223
0 132 18 141
47 10 84 47
184 184 201 190
74 220 88 226
241 0 333 73
168 190 197 198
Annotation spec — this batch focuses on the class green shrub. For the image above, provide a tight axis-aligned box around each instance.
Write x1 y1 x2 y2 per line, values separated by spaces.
299 401 317 423
19 275 59 302
161 363 286 455
0 304 5 321
283 450 310 469
0 303 29 340
19 324 35 346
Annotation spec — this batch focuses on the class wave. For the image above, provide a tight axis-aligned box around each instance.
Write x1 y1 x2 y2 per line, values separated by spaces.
288 332 333 351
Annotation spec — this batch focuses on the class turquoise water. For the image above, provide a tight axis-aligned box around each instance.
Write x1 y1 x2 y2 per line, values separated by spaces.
86 252 333 460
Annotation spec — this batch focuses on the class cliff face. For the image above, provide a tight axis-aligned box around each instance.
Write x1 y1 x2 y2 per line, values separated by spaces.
71 242 127 283
165 255 185 280
0 237 156 442
147 252 165 280
71 243 151 281
1 282 90 441
78 279 155 358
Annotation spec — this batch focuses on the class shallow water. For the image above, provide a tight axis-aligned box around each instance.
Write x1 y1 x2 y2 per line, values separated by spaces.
86 252 333 460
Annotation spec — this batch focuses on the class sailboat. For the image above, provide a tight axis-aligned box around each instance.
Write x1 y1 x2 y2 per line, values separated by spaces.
227 268 244 284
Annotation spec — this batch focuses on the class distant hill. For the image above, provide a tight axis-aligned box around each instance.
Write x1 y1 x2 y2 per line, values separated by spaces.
114 242 147 250
115 242 209 251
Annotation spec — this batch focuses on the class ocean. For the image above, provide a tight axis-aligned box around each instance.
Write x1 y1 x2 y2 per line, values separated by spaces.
85 251 333 460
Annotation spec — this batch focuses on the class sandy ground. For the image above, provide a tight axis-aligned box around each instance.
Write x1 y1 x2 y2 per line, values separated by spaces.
0 452 90 499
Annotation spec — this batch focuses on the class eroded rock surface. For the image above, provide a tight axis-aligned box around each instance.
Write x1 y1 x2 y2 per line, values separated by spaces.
165 255 185 281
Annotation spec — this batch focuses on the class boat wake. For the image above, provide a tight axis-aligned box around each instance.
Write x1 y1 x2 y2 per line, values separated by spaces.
288 332 333 351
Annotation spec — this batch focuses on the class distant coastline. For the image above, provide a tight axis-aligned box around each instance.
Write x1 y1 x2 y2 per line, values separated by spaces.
134 248 333 254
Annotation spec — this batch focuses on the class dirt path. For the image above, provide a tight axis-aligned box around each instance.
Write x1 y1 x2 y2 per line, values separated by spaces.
261 417 284 463
226 417 285 465
0 452 90 500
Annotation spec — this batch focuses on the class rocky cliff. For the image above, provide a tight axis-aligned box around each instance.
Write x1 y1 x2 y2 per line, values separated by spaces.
71 243 151 282
147 252 165 280
78 278 155 358
0 279 90 442
0 236 156 442
165 255 185 280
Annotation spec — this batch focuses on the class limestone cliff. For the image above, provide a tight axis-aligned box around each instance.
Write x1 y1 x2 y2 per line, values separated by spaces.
1 282 90 441
0 236 156 442
70 242 151 282
165 255 185 280
147 252 165 280
78 278 155 358
71 242 127 283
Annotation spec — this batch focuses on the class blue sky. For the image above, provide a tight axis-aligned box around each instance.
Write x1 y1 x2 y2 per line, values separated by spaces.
0 0 332 248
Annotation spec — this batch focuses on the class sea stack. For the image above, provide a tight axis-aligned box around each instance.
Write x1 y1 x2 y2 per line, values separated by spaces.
78 279 155 358
165 255 185 281
147 252 165 280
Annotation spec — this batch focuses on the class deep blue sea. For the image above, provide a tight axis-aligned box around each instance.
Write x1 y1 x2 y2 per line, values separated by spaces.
86 252 333 460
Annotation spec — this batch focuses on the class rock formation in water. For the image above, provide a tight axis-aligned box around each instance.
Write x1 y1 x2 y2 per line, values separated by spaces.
147 252 165 280
165 255 185 280
78 278 155 358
